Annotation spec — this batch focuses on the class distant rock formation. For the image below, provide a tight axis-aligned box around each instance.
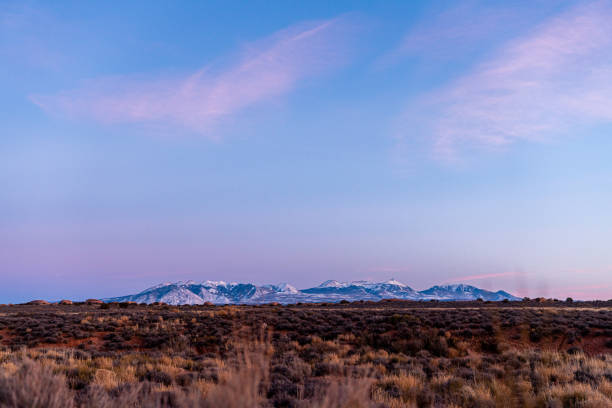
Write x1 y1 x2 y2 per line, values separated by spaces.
26 300 50 305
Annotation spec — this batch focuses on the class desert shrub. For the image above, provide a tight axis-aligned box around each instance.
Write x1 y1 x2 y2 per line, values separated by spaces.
0 359 74 408
416 388 434 407
141 370 173 386
175 372 197 387
574 370 597 385
313 378 376 408
1 302 611 407
425 335 449 357
481 338 500 354
529 327 544 342
64 365 97 390
267 372 300 404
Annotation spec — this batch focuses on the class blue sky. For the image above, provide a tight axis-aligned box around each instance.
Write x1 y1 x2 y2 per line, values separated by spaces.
1 0 612 302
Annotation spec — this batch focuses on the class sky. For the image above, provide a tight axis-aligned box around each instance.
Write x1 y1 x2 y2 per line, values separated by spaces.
1 0 612 302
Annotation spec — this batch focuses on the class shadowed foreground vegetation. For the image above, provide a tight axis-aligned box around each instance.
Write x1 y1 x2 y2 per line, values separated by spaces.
0 301 610 407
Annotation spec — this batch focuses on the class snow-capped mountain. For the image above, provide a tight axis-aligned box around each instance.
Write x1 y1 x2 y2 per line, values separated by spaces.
301 278 422 301
104 279 520 305
420 284 519 301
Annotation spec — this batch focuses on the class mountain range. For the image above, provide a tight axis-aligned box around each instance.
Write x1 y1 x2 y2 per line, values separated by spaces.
104 279 520 305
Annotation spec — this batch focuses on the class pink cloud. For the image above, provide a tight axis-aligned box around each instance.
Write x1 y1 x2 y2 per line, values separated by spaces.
399 3 521 59
403 2 612 160
31 17 356 135
441 271 525 284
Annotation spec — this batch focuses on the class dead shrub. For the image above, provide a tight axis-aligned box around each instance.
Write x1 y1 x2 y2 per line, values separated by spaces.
0 359 74 408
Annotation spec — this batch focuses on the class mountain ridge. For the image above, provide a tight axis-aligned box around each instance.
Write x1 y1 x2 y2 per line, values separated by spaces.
104 279 521 305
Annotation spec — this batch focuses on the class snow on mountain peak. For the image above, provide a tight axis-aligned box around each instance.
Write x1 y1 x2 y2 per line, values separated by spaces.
318 280 346 288
179 280 197 286
107 278 520 305
140 282 173 293
202 280 227 287
275 283 299 294
316 279 407 289
382 278 406 287
350 280 373 286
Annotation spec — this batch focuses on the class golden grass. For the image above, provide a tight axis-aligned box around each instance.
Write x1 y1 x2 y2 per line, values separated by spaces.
0 336 609 407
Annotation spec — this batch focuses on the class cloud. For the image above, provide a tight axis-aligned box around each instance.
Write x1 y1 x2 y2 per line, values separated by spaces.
403 1 612 160
441 272 525 284
31 17 356 135
399 3 522 60
378 1 555 70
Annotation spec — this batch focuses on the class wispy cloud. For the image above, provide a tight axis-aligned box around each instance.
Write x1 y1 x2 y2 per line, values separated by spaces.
378 1 555 70
31 17 356 135
441 271 525 284
398 3 523 61
403 1 612 160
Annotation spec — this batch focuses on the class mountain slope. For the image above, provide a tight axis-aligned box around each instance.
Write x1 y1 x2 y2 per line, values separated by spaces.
419 284 520 301
104 279 520 305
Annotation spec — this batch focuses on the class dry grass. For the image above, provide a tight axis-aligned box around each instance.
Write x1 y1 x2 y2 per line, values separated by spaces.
0 303 610 407
0 358 75 408
0 344 609 407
